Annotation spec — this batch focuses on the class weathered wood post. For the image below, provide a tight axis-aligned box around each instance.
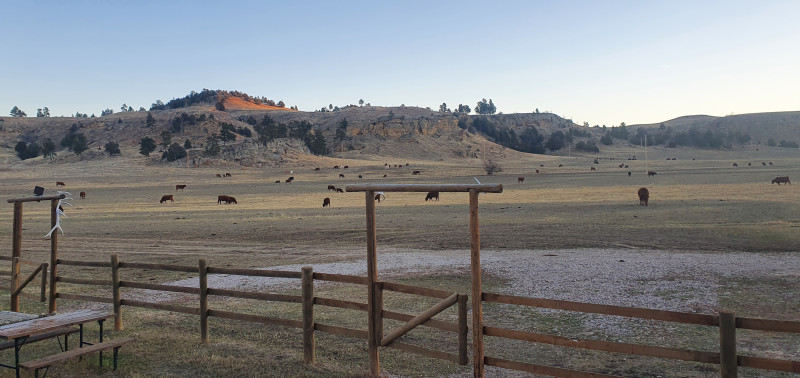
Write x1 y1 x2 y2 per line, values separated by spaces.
111 254 123 330
469 188 484 378
11 202 22 311
302 266 315 364
365 190 380 376
719 311 737 378
458 294 469 366
48 197 59 314
39 263 48 302
199 258 209 344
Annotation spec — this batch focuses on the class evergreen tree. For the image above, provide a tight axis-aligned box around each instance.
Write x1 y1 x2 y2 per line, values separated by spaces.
41 139 57 161
162 142 187 161
146 112 156 127
184 139 192 149
139 137 157 157
104 141 121 155
204 134 221 156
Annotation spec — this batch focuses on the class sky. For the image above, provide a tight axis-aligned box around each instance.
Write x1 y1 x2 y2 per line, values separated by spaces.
1 0 799 126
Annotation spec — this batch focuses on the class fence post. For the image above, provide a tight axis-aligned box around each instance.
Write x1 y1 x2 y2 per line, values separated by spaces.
469 188 485 378
719 311 737 378
365 190 380 376
48 197 59 314
11 202 22 312
199 259 209 344
302 267 315 364
111 254 123 331
458 294 468 365
40 263 48 303
374 281 383 348
11 257 20 311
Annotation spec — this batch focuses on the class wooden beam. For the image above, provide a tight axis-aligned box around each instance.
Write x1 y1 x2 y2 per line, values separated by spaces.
302 266 315 364
49 197 58 314
346 183 502 193
365 190 380 376
381 293 458 347
719 311 737 377
7 194 65 203
470 188 484 378
11 202 22 312
199 259 209 344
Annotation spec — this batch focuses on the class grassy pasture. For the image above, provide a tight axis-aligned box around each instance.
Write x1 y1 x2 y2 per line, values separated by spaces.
0 147 798 377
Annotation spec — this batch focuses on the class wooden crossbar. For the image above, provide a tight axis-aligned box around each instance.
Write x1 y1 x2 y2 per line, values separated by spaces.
19 338 134 370
381 293 458 347
345 183 502 193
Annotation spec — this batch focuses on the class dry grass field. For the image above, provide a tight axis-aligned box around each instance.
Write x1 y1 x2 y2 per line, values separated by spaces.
0 145 798 377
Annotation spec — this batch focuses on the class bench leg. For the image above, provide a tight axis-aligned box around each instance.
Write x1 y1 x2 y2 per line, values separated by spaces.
113 347 119 370
98 319 105 367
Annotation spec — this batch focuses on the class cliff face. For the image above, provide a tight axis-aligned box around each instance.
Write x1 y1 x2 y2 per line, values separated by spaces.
347 117 459 138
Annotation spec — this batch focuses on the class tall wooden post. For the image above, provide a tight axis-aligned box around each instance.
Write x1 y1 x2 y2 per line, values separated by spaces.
11 202 22 311
458 294 469 366
302 267 315 363
719 311 737 378
365 191 380 376
199 259 209 344
48 199 59 314
469 189 484 378
111 254 123 330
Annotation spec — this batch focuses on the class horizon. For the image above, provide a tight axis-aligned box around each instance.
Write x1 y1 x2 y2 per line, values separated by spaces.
2 1 799 127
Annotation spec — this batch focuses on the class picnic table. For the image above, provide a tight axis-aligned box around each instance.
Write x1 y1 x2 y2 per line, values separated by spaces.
0 309 115 378
0 311 39 326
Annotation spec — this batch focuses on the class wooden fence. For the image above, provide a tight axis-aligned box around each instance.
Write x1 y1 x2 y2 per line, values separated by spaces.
52 254 469 366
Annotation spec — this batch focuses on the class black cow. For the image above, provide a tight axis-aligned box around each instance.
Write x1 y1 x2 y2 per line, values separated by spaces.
425 191 439 201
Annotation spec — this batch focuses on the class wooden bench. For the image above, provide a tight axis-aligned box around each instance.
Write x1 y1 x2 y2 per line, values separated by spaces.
0 328 79 352
19 337 134 377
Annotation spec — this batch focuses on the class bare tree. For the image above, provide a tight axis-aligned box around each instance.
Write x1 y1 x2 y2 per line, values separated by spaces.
484 160 502 175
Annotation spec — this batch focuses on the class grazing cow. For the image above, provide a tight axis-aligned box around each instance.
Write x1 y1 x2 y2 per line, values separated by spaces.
412 170 421 175
323 197 331 207
225 173 231 177
647 171 657 177
733 163 738 167
275 180 281 183
226 196 237 204
327 185 336 191
334 165 340 169
628 171 631 177
314 167 321 171
176 184 187 191
425 191 439 201
336 188 344 193
535 169 539 174
762 162 767 166
540 164 544 167
558 164 563 167
286 177 294 183
56 181 65 187
638 187 649 206
79 191 86 199
375 192 386 203
769 162 774 166
590 167 596 171
339 173 345 178
383 174 387 178
358 175 363 179
624 165 629 168
518 177 524 183
593 159 599 164
748 163 752 166
771 176 791 185
216 174 222 178
343 165 349 169
160 195 174 204
619 164 624 168
218 195 231 204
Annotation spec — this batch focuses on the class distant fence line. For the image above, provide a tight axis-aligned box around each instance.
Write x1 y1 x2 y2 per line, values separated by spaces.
2 254 798 377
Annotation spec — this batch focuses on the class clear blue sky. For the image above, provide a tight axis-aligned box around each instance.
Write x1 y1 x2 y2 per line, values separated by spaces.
2 0 798 126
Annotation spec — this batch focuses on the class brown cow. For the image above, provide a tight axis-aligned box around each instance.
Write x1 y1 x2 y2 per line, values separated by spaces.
638 187 649 206
160 195 174 204
343 165 349 169
375 193 385 203
176 184 187 191
412 170 421 175
647 170 657 177
225 173 231 177
323 197 331 207
771 176 791 185
79 191 86 199
314 167 321 171
590 167 596 171
327 185 336 191
339 174 345 178
383 174 387 178
535 169 539 174
517 177 524 183
336 188 344 193
334 165 339 169
56 181 65 187
226 196 237 204
286 177 294 183
216 174 222 178
425 191 439 201
217 195 230 204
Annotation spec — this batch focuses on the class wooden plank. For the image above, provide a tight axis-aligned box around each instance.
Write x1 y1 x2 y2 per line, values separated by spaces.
470 188 484 378
458 294 468 365
381 293 458 347
11 263 44 296
207 266 302 279
0 327 78 351
207 309 302 329
118 262 198 272
56 277 112 286
7 194 65 203
56 293 114 304
736 317 800 333
120 299 199 315
49 198 58 313
382 309 458 332
56 259 112 268
12 202 22 312
40 263 47 302
111 254 122 331
199 259 208 344
19 338 134 370
314 323 368 339
381 281 455 299
312 272 368 285
387 341 461 364
485 356 622 377
0 310 113 338
483 326 720 364
314 297 368 311
737 355 800 373
302 267 315 363
119 281 200 294
482 292 718 326
345 183 503 193
365 190 380 376
719 311 737 377
207 288 302 303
